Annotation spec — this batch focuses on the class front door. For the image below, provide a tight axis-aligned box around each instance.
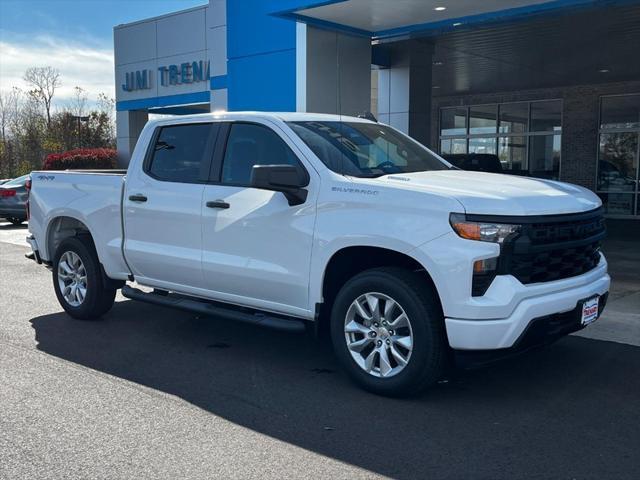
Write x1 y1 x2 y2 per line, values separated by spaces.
201 121 317 316
124 121 219 289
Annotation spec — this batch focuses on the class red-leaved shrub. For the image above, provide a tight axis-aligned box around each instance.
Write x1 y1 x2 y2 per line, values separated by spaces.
42 148 117 170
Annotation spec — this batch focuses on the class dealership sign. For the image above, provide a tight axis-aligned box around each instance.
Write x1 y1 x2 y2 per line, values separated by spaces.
122 70 151 92
122 60 210 92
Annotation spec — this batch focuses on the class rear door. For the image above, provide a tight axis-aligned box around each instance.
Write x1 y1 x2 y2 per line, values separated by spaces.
123 121 219 289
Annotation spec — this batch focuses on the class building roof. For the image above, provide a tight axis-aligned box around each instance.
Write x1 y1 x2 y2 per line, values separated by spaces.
114 3 207 30
275 0 603 39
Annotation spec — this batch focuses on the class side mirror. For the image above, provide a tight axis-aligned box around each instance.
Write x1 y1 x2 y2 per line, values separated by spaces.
250 164 309 206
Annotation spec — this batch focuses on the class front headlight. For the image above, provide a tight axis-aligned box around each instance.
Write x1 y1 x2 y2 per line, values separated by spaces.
449 213 521 244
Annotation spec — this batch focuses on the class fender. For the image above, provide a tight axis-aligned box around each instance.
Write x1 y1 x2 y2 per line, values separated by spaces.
309 235 436 311
43 205 130 281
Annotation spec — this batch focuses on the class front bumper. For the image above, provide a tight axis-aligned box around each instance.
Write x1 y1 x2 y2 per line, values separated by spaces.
453 292 608 367
444 264 610 350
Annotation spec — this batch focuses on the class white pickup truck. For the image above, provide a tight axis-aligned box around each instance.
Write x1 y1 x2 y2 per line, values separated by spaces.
27 112 610 395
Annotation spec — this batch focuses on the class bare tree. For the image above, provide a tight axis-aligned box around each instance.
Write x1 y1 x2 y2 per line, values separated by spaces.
97 92 115 114
0 87 21 144
0 88 23 175
97 92 116 142
70 86 88 117
0 92 8 145
23 66 61 129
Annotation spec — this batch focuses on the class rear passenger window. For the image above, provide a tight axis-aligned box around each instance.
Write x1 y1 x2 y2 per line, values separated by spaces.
148 123 217 183
221 123 303 185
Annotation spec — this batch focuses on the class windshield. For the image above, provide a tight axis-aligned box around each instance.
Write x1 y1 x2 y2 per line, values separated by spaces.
288 121 451 177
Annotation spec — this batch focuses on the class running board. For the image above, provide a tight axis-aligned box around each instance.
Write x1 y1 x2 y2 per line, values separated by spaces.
121 285 307 333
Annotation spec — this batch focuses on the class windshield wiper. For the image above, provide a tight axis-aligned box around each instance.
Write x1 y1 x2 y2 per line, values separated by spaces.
354 172 386 178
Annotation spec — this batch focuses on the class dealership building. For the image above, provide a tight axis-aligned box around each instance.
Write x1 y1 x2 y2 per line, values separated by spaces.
114 0 640 217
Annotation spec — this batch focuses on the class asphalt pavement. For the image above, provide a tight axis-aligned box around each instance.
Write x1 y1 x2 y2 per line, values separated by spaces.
1 221 639 479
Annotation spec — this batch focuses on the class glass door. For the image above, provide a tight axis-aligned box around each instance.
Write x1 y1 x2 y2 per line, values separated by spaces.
597 94 640 216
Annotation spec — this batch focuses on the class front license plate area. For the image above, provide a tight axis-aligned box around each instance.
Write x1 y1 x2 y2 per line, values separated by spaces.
581 296 600 326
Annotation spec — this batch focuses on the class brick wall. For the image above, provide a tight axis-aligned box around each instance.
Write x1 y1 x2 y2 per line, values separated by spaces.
430 80 640 192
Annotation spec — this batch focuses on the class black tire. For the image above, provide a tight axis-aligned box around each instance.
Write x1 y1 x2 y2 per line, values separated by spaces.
52 236 116 320
330 267 446 397
8 217 24 225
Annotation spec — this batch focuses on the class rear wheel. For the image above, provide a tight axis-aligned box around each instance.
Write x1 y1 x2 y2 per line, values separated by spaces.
330 267 446 397
52 236 116 320
7 217 23 225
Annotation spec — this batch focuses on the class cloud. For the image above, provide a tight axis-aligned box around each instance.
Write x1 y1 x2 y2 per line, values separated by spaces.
0 32 114 108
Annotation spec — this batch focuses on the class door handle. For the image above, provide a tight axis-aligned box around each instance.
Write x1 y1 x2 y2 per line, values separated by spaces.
206 200 230 209
129 194 148 202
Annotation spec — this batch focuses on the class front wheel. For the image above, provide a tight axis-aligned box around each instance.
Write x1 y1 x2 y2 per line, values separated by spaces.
52 236 116 320
330 267 446 397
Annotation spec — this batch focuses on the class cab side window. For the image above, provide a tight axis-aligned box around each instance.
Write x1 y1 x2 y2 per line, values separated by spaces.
221 123 303 186
147 123 217 183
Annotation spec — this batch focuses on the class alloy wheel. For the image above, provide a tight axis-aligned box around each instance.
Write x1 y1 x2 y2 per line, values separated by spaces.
57 251 87 307
344 292 414 378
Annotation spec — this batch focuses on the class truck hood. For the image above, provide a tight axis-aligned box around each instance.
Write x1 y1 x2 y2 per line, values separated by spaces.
377 170 601 216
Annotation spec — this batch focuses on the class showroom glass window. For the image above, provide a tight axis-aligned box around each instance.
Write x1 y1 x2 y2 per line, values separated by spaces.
439 100 562 180
597 94 640 216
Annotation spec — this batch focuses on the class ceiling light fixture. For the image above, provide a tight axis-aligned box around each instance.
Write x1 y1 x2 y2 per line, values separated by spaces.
452 22 463 26
434 6 447 12
433 60 444 66
598 68 610 73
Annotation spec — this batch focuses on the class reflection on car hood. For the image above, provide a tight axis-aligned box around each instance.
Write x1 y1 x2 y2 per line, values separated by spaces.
377 170 601 216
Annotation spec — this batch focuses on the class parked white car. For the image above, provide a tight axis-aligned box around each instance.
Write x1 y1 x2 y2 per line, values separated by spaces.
26 112 610 395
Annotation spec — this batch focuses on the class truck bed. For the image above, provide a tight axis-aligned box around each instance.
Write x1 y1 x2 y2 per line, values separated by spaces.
28 169 130 280
33 169 127 175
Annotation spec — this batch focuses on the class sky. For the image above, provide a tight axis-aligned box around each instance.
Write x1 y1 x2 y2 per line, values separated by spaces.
0 0 207 107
